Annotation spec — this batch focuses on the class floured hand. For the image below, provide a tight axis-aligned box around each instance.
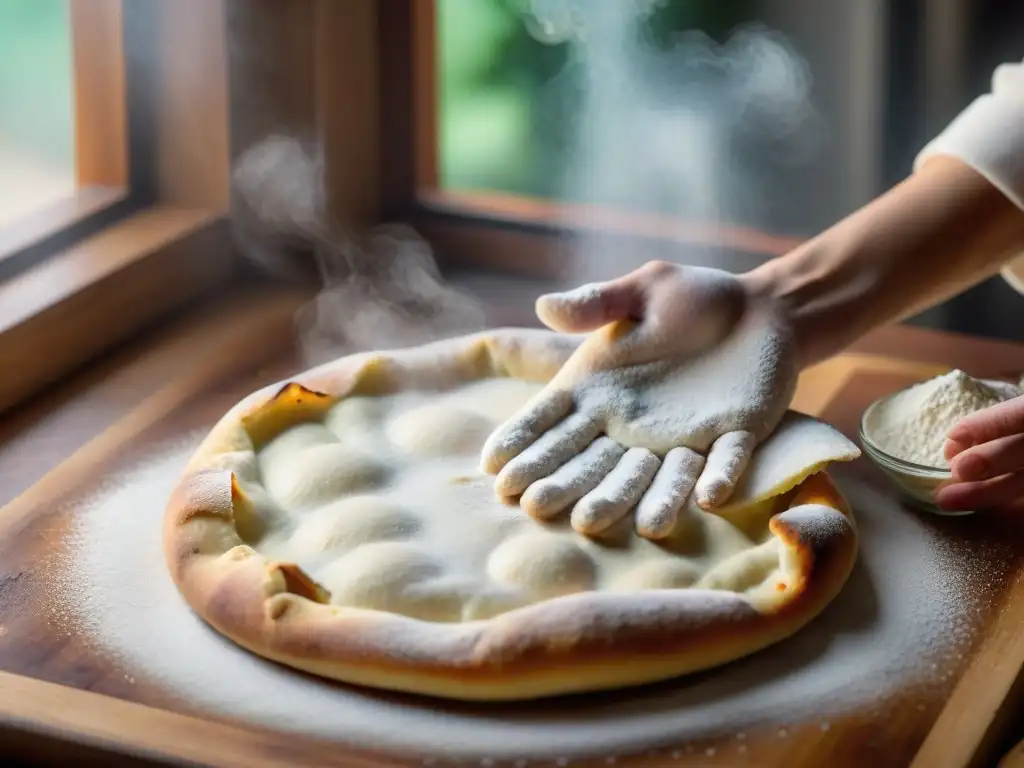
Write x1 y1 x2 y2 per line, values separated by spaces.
481 261 798 539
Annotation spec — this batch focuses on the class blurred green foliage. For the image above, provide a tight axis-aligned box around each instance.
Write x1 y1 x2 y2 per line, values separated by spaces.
438 0 567 196
0 0 74 168
2 0 760 201
438 0 757 200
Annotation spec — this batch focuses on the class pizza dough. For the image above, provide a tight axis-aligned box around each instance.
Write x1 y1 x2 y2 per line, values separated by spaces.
164 329 860 701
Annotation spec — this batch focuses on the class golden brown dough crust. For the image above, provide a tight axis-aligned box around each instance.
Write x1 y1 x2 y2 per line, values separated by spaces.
164 329 858 701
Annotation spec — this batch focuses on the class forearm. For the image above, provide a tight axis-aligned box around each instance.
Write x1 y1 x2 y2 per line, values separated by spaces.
743 157 1024 368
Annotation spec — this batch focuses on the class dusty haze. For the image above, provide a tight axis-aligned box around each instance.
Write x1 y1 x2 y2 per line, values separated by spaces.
232 1 822 362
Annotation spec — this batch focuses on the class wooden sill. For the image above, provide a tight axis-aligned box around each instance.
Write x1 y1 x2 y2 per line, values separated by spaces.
0 276 1022 767
413 188 805 280
0 205 235 416
0 187 133 278
0 669 372 768
0 283 309 509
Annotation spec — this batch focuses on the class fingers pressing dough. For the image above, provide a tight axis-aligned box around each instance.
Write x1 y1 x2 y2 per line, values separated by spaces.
494 412 603 497
694 430 756 510
635 446 705 539
520 437 627 520
571 448 662 535
713 413 860 516
480 389 573 475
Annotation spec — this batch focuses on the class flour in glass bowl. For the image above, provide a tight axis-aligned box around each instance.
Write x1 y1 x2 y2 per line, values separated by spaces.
45 433 1009 764
868 370 1021 469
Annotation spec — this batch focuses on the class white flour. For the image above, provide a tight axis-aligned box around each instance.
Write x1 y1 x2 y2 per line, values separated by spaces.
520 436 626 520
868 370 1020 468
48 436 1004 763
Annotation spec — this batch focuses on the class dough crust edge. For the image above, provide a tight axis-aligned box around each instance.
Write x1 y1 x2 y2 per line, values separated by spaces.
162 327 859 701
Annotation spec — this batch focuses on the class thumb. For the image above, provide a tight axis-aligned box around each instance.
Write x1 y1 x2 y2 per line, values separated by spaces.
535 279 642 333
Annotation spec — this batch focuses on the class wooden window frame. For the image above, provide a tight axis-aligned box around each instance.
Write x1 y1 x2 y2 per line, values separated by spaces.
0 0 806 417
0 0 234 414
0 0 130 276
378 0 804 285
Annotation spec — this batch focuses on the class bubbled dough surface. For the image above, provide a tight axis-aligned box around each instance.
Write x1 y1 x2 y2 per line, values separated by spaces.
246 378 782 623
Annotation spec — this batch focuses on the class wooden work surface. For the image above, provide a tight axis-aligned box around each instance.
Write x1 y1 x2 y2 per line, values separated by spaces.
1 281 1024 767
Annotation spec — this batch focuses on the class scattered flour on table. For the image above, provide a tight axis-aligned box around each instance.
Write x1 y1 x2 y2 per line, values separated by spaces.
868 370 1021 468
48 435 1000 763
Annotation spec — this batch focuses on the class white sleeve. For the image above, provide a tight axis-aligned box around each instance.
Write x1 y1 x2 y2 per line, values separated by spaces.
914 59 1024 293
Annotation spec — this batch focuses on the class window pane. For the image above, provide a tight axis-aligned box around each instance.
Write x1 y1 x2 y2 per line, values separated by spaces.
0 0 75 227
438 1 896 236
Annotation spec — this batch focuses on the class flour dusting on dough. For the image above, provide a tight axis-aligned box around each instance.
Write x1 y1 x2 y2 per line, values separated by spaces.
48 441 1005 762
571 448 661 534
635 447 704 538
521 437 626 519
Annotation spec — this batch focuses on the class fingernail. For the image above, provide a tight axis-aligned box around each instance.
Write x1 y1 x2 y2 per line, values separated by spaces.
943 438 965 461
946 425 970 444
953 453 986 481
695 480 726 510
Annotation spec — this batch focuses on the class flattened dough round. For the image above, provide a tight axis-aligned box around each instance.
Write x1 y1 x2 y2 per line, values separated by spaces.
316 542 445 615
260 439 389 510
612 559 703 591
288 496 421 555
164 328 860 701
487 533 597 599
386 404 495 457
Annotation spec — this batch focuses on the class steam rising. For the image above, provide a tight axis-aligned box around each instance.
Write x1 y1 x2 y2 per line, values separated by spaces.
292 226 486 366
232 136 324 282
232 136 485 366
232 2 822 362
526 0 822 279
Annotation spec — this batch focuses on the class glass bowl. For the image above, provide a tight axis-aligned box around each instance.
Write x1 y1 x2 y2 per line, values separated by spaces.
859 395 972 517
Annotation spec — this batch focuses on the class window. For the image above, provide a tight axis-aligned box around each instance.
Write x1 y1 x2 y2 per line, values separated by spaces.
0 0 76 229
0 0 232 414
438 1 773 207
433 0 893 240
391 0 1024 343
396 0 825 283
0 0 1010 420
0 0 131 276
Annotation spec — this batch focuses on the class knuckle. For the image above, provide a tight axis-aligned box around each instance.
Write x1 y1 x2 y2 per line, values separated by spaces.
643 259 674 273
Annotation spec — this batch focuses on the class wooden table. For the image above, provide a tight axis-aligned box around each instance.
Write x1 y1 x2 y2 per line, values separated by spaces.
1 281 1023 767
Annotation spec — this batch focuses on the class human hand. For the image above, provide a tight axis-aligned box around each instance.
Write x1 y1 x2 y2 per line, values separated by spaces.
938 394 1024 511
480 261 798 539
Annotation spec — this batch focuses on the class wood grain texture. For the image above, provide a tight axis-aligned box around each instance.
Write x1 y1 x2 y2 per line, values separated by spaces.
315 0 381 231
379 0 437 214
412 0 438 190
0 284 310 509
417 214 779 283
421 189 805 258
0 187 126 264
816 369 1024 768
1 282 1023 766
225 0 385 230
0 671 404 768
0 304 280 522
0 208 234 416
149 0 231 210
224 0 316 162
913 584 1024 768
71 0 128 188
1 0 238 421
